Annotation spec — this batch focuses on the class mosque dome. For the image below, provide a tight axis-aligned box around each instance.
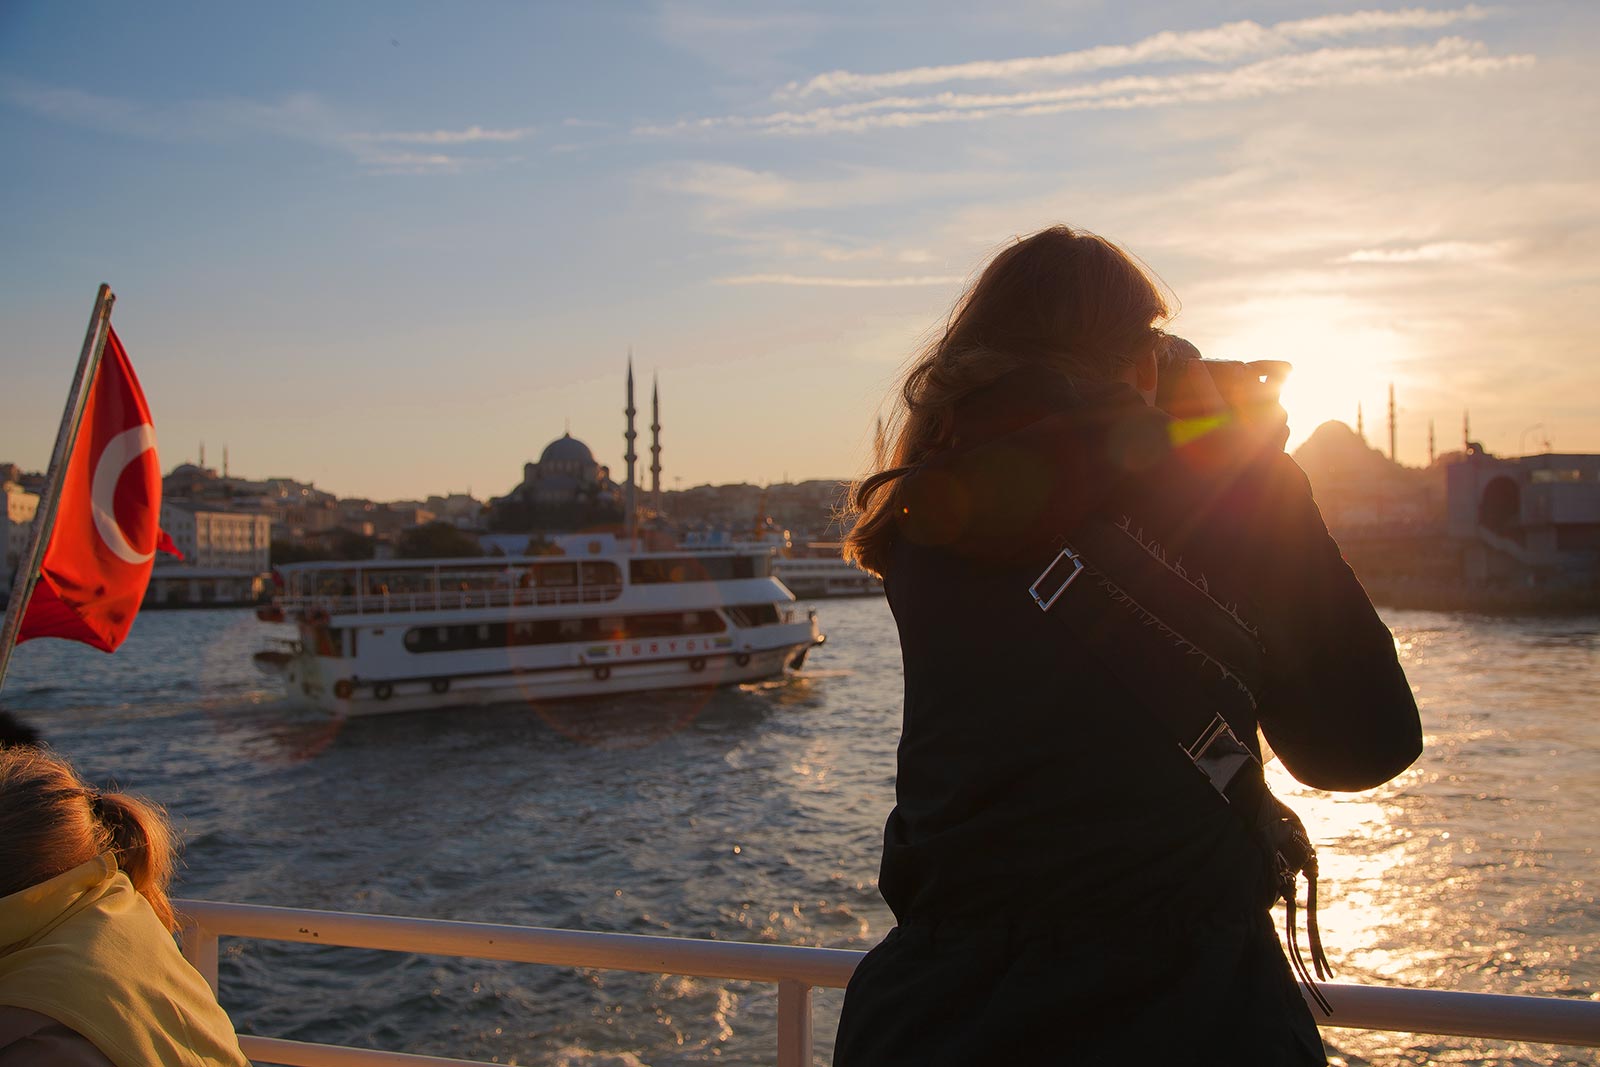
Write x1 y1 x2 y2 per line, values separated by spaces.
539 433 595 466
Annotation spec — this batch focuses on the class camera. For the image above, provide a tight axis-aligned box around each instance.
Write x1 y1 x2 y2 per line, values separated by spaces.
1155 334 1291 416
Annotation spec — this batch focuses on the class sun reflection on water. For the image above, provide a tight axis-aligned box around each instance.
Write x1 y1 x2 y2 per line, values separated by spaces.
1263 612 1599 1063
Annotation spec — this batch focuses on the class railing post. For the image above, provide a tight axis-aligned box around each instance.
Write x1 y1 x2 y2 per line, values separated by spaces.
178 915 221 996
776 979 813 1067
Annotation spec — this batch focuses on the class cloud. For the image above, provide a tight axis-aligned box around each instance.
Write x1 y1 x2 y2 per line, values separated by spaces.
3 78 510 174
716 273 963 288
781 5 1495 98
641 38 1533 137
707 227 940 265
1339 240 1517 263
346 125 535 145
361 151 466 175
654 160 1010 218
3 81 346 145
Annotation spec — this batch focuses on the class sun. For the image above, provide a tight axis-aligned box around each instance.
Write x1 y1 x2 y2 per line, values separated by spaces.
1196 295 1414 453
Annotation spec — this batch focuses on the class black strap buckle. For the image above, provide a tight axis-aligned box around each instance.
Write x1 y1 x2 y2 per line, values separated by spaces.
1028 544 1086 612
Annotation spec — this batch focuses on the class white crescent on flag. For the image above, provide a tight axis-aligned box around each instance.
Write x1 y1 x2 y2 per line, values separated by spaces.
90 422 158 565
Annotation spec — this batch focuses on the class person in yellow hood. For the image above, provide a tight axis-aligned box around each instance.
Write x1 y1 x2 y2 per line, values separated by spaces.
0 745 250 1067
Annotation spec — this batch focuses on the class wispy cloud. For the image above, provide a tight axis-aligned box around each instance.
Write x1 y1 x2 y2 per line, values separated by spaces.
781 5 1495 97
3 79 518 174
346 125 535 145
1340 240 1516 263
641 38 1532 137
654 161 1009 218
360 151 466 175
716 273 963 287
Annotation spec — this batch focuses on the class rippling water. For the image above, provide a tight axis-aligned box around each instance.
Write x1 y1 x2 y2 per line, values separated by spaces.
3 602 1595 1065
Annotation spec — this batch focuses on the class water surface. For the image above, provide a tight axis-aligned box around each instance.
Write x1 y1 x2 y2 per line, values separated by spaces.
3 602 1594 1065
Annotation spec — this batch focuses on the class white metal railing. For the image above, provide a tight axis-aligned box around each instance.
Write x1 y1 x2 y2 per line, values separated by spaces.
281 583 624 618
175 900 1600 1067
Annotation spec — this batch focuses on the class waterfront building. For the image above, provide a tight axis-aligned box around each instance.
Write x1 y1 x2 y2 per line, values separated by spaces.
148 502 273 607
1448 450 1600 595
425 492 486 529
2 480 41 597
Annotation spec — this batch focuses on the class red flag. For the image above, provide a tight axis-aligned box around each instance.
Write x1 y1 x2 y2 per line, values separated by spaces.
18 326 179 652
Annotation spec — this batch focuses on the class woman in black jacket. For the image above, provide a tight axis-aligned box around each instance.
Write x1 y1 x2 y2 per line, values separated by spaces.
833 225 1422 1065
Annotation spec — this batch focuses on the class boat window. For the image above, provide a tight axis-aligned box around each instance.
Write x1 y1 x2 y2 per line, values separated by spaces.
580 561 620 586
439 569 503 591
314 572 358 597
630 555 759 583
725 603 781 627
400 610 728 653
367 571 429 595
536 562 578 586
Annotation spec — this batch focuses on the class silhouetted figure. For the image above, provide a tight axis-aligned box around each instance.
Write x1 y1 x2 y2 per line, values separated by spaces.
835 226 1421 1066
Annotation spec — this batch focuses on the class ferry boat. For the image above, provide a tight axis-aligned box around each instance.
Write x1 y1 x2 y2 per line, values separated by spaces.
772 550 883 599
253 543 825 716
680 525 883 599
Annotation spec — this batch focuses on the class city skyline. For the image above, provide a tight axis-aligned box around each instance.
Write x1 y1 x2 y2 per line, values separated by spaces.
3 2 1597 500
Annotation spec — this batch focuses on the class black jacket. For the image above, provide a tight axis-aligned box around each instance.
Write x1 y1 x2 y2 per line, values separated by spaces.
834 366 1422 1066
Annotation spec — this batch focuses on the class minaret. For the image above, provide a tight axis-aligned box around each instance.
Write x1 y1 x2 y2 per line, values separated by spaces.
650 374 662 517
1428 420 1436 466
1463 411 1470 450
1356 404 1364 441
624 354 638 546
199 442 205 468
1388 383 1397 463
223 446 229 479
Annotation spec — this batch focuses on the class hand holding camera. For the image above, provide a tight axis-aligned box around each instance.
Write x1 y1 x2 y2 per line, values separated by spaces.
1155 334 1291 452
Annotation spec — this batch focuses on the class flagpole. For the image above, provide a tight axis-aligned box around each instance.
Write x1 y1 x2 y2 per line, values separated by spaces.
0 284 117 695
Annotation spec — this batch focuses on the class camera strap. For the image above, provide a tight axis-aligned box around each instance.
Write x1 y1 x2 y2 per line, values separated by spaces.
1026 514 1334 1012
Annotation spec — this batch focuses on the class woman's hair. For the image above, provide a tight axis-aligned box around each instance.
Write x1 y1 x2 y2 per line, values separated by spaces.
0 745 179 932
843 225 1170 577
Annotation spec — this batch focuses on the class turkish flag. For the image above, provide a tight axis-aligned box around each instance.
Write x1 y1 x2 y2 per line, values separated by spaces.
17 326 178 652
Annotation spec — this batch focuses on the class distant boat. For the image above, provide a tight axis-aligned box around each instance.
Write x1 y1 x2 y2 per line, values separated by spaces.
771 544 883 599
253 541 824 716
680 502 883 600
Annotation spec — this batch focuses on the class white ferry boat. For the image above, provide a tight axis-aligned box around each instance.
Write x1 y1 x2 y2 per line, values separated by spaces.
772 551 883 599
253 544 824 716
680 527 882 599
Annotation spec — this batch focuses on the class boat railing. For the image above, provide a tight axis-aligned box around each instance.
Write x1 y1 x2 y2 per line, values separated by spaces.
279 583 625 618
175 899 1600 1067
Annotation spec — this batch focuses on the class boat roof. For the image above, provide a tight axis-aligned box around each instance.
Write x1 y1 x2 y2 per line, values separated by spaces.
275 547 771 574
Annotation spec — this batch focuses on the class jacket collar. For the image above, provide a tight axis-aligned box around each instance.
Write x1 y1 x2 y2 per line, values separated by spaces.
0 854 118 952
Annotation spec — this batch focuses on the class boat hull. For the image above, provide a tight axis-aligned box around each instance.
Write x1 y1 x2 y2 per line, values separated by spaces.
259 548 825 718
275 624 823 717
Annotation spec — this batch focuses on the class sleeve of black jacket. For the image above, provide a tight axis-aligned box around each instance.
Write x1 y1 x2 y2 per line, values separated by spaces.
1213 448 1423 792
895 382 1423 793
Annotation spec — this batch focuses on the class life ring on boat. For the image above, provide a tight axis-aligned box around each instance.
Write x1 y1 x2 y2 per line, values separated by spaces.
734 653 751 667
333 679 354 700
430 678 451 694
689 657 707 672
373 681 394 701
593 665 611 681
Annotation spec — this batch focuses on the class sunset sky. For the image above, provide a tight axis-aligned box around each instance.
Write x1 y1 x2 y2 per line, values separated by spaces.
2 2 1595 500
